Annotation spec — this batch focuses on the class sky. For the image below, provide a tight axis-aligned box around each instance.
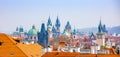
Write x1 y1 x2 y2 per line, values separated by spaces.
0 0 120 33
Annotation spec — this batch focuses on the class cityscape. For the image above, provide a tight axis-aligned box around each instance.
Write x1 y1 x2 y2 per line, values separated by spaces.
0 0 120 57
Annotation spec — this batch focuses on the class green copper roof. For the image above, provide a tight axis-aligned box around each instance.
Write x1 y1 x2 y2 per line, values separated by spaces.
28 25 38 35
28 29 38 35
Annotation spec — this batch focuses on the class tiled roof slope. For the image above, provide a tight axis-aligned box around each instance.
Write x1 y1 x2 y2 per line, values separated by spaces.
0 34 27 57
0 33 43 57
42 52 120 57
17 43 42 57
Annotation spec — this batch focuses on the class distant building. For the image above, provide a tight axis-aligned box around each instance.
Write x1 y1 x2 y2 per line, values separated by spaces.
96 20 106 46
52 26 56 38
63 21 71 37
12 26 25 40
55 16 61 37
71 27 81 47
102 24 108 33
38 23 48 47
28 25 38 43
47 16 53 40
96 20 105 46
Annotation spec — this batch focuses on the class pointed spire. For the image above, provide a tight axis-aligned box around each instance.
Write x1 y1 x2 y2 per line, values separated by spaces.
41 23 46 34
55 16 60 29
16 27 19 31
52 26 56 33
98 17 103 33
65 21 71 30
32 24 36 29
47 16 52 27
73 26 76 35
19 26 24 32
102 24 108 33
90 32 95 39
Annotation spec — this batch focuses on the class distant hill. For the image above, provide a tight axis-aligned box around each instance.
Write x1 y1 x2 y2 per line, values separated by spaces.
77 26 120 34
77 27 98 33
108 26 120 34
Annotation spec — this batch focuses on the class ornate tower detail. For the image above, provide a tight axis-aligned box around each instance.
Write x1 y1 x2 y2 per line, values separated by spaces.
55 16 61 37
63 21 71 37
47 16 52 39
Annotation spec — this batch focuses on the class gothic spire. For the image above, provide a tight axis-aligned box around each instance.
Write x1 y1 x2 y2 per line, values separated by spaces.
102 24 108 33
41 23 46 34
98 18 103 33
47 16 52 27
65 21 71 30
52 26 56 33
55 16 60 29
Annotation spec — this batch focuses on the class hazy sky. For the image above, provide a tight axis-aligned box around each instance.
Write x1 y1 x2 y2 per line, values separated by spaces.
0 0 120 33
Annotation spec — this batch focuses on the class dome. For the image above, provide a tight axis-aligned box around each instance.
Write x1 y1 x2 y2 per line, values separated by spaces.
28 29 38 35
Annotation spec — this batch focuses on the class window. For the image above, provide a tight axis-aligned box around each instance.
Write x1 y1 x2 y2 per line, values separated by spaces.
0 42 2 46
10 51 14 55
74 36 75 38
30 36 32 39
34 37 36 40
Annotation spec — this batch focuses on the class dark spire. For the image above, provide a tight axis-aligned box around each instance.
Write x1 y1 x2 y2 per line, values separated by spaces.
19 26 24 32
41 23 46 34
65 21 71 30
98 19 103 33
102 24 108 33
90 32 95 39
32 24 36 29
52 26 56 33
73 26 76 35
47 16 52 26
16 27 19 31
55 16 60 29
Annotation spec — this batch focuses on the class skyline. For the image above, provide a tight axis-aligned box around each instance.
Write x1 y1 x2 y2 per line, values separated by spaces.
0 0 120 33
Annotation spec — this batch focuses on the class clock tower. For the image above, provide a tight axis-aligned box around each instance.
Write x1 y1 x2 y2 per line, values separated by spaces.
96 20 105 46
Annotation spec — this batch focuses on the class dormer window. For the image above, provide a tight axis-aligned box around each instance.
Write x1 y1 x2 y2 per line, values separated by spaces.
0 42 3 46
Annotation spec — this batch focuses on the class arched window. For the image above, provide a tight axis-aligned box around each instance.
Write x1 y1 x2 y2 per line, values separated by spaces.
30 36 32 39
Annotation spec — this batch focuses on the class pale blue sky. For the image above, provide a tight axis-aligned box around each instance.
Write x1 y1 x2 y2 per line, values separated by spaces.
0 0 120 33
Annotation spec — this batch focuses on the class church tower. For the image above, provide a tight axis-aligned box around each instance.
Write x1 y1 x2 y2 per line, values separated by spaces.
96 19 105 47
28 25 38 43
52 26 56 38
63 21 71 37
19 26 24 40
38 23 48 47
55 16 61 37
47 16 52 39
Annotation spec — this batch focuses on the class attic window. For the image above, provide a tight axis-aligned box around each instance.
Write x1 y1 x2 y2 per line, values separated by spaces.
10 51 14 55
0 42 2 46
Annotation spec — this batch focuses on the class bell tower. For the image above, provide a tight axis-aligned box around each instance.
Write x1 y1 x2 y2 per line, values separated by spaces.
96 19 105 46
